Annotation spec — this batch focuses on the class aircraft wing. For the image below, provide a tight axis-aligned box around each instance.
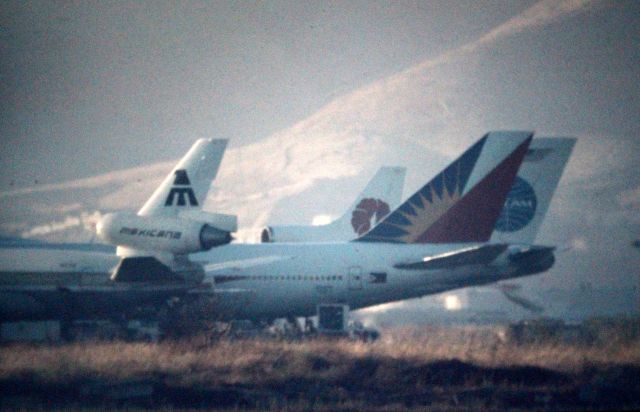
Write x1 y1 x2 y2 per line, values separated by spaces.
393 244 508 270
110 256 183 282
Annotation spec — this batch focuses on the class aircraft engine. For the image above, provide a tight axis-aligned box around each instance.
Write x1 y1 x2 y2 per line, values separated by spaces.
97 212 232 254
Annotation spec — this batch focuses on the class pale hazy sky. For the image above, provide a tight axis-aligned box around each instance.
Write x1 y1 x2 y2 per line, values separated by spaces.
1 0 541 185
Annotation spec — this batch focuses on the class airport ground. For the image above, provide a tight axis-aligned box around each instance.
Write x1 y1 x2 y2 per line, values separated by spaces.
1 318 639 411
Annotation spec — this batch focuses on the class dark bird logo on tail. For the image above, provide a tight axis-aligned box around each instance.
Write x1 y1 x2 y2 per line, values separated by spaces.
165 169 198 206
351 198 390 235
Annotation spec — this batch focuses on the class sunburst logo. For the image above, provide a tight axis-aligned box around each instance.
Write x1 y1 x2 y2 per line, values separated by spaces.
357 133 485 243
351 198 390 235
361 166 466 243
383 173 463 243
398 177 461 243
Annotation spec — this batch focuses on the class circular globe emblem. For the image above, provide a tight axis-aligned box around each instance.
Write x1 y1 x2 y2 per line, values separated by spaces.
495 177 537 232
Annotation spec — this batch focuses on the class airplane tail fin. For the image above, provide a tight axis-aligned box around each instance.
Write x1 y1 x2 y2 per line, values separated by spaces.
137 139 228 217
333 166 406 236
490 137 576 244
259 166 405 243
356 131 533 244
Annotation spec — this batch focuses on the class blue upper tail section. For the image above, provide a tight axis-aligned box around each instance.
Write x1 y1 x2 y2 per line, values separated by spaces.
356 134 488 243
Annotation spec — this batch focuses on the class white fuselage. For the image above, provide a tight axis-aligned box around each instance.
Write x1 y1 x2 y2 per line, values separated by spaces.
0 247 119 282
0 240 550 323
194 242 526 321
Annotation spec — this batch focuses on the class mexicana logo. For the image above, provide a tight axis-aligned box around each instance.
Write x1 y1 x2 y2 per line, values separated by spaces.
165 169 198 207
495 177 537 232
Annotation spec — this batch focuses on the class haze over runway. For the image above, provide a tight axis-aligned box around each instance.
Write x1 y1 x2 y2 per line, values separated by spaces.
1 1 638 316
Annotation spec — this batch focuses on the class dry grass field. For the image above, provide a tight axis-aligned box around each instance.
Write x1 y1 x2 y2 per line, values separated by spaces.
1 319 640 410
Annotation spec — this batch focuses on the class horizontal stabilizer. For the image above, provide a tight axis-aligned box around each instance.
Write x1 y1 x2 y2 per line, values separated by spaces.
506 245 556 275
500 288 545 313
508 245 556 263
394 243 508 270
111 256 183 283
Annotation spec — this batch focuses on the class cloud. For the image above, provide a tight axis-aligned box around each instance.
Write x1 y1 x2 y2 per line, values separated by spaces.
295 0 598 156
20 211 103 240
22 216 81 237
30 202 84 214
473 0 597 50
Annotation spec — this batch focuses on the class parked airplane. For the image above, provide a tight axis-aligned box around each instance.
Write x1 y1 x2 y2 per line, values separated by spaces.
177 131 554 322
0 139 233 323
1 132 564 329
260 166 406 243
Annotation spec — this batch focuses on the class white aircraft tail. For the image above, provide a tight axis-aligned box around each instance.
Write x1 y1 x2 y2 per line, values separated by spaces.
108 138 232 281
333 166 406 236
260 166 405 242
490 137 576 244
137 139 228 217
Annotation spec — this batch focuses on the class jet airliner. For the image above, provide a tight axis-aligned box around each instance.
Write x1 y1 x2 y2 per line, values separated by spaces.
1 132 567 329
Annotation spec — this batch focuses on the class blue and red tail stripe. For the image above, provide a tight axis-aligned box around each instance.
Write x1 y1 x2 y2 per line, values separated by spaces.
356 132 532 244
356 134 488 243
415 136 531 243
